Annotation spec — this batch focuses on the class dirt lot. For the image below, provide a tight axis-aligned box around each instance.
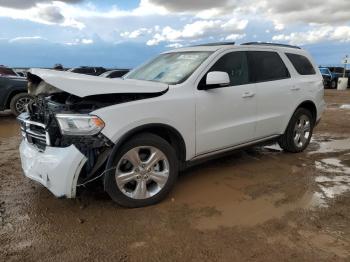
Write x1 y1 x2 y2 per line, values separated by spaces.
1 90 350 262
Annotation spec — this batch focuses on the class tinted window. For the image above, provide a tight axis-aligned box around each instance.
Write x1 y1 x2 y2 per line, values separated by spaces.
286 53 316 75
209 51 249 86
110 71 128 78
247 51 290 82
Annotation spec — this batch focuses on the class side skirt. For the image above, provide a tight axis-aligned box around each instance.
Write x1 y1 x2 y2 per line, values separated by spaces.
183 135 281 170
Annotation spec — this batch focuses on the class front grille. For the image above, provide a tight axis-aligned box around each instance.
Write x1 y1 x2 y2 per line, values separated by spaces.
17 113 51 149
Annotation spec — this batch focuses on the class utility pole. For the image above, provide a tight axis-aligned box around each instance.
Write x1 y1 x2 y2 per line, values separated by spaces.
343 55 349 78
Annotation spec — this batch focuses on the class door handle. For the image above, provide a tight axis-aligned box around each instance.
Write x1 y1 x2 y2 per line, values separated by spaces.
290 87 300 91
242 91 255 98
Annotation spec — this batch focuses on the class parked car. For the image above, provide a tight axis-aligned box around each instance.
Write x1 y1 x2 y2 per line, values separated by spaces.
319 67 338 88
100 69 130 78
18 42 325 207
0 66 32 116
0 65 18 77
68 66 107 76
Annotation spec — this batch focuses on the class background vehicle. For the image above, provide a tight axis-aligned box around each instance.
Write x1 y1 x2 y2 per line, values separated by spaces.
0 65 18 77
68 66 107 76
0 69 31 116
100 69 130 78
319 67 339 88
19 42 325 208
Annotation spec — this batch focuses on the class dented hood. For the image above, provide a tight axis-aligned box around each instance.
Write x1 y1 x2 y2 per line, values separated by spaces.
29 68 168 97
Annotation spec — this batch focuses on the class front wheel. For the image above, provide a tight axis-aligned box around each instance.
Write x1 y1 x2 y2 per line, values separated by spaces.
278 108 314 153
104 133 178 208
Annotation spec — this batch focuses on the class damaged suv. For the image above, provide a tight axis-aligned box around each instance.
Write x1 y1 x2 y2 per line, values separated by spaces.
18 42 325 207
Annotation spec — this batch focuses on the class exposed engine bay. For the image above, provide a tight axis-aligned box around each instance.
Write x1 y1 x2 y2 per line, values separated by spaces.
19 72 168 185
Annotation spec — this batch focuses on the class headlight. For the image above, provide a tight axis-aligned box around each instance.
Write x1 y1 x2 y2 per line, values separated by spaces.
55 114 105 136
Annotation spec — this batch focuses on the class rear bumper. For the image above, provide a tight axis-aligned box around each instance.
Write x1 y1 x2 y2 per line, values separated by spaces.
19 140 87 198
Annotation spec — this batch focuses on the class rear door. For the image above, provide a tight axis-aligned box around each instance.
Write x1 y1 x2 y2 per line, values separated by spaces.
195 51 257 155
247 50 293 138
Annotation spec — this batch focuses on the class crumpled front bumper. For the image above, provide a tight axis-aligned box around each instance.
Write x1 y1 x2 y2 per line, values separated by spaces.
19 140 87 198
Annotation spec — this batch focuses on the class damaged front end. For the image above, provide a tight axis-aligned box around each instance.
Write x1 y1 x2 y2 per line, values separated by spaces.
18 70 168 197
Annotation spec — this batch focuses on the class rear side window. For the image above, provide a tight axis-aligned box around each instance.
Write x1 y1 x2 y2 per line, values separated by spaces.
247 51 290 83
286 53 316 75
209 51 249 86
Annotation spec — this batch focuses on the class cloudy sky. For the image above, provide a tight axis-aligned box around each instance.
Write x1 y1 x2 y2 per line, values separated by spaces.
0 0 349 68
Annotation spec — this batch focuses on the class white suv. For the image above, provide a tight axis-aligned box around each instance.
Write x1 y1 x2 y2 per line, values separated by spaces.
18 42 325 207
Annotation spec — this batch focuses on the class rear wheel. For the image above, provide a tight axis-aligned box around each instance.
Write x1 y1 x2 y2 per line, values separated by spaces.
104 133 178 208
9 93 33 116
278 108 314 153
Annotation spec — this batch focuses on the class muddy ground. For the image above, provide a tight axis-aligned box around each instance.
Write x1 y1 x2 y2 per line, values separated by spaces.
1 90 350 261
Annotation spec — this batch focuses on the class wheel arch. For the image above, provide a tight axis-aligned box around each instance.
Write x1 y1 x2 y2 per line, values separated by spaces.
296 100 317 123
106 123 187 170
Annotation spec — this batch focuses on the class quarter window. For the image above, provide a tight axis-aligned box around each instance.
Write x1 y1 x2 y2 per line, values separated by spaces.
285 53 316 75
247 51 290 82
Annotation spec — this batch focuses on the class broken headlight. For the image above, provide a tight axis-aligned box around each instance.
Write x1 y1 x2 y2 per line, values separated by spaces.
55 114 105 136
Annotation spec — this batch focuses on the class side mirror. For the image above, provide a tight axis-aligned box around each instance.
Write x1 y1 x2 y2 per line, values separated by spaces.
200 71 230 90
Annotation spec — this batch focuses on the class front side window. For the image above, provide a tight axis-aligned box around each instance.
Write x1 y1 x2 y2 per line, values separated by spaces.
207 51 249 86
247 51 290 83
286 53 316 75
126 51 212 85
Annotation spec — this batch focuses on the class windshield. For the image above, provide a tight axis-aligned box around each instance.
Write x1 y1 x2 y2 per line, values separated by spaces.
319 68 329 74
126 51 212 84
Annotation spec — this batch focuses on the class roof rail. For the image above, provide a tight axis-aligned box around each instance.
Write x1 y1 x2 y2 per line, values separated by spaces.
193 42 235 47
241 42 301 49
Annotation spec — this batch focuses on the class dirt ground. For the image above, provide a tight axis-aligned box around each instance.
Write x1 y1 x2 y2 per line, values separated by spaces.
1 90 350 262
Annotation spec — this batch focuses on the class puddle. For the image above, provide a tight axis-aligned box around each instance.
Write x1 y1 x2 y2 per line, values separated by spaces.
170 151 327 230
193 191 322 230
313 157 350 207
315 158 350 174
340 104 350 109
0 116 20 138
309 137 350 154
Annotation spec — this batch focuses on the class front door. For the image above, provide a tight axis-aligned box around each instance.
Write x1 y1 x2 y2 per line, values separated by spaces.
195 51 257 155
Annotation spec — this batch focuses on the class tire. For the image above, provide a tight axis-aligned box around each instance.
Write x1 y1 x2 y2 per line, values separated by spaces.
330 80 337 89
104 133 178 208
278 108 314 153
9 93 33 116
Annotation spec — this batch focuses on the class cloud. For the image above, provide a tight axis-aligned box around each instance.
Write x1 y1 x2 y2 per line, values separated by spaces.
147 18 248 45
225 33 246 41
9 36 47 43
272 26 350 45
0 2 85 29
120 28 153 39
258 0 350 26
166 43 183 48
65 38 93 45
148 0 231 12
0 0 82 9
37 5 64 23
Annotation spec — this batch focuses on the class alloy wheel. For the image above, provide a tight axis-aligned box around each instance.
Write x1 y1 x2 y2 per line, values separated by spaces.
115 146 170 200
293 114 311 148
